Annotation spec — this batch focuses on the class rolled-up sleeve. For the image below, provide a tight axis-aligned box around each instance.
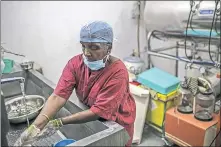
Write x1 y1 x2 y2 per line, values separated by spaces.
54 59 76 100
90 71 127 121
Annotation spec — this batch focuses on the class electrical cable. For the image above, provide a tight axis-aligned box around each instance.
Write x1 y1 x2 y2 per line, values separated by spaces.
190 14 196 32
209 130 220 147
214 6 220 35
208 0 219 63
185 0 195 60
190 0 203 32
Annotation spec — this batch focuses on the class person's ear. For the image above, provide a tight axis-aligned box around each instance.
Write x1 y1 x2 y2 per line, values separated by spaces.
107 43 112 50
107 50 111 54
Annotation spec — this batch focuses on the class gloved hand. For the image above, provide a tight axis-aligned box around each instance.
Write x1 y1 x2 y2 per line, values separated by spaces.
13 124 40 146
37 118 63 138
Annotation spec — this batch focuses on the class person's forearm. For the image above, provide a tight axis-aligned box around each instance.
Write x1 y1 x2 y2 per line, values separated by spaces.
33 94 67 129
61 109 99 125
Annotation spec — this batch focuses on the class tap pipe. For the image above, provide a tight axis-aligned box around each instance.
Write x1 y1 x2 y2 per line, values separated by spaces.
1 77 25 84
1 46 25 57
136 0 141 57
3 50 25 57
146 30 154 69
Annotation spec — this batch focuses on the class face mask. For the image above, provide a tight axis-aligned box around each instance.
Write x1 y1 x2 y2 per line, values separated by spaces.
83 54 109 70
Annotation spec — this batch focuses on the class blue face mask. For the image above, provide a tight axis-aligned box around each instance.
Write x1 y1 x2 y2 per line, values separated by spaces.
83 54 109 70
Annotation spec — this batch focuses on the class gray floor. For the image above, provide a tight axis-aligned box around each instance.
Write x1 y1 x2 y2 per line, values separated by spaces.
132 125 166 146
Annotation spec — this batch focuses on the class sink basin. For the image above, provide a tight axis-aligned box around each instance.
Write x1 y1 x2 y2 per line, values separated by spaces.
2 67 129 146
5 95 45 124
55 106 108 141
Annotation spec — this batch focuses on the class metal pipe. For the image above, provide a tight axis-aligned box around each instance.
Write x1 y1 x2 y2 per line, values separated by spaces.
146 30 153 69
136 1 141 57
147 51 179 61
1 46 25 57
175 42 179 77
146 50 217 67
177 45 220 54
151 45 177 52
216 45 220 62
3 50 25 57
1 77 25 84
185 63 201 70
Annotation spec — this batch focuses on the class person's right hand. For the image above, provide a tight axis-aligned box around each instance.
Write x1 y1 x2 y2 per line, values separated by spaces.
13 124 40 146
37 118 63 138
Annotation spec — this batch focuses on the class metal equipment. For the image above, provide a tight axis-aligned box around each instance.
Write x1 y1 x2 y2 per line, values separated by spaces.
144 1 220 32
123 56 145 75
194 77 216 121
141 1 220 146
1 45 25 57
194 91 215 121
20 61 34 70
177 80 194 114
5 95 45 124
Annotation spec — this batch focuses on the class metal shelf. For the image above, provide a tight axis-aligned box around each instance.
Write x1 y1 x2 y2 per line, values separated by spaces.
149 30 220 46
145 30 221 76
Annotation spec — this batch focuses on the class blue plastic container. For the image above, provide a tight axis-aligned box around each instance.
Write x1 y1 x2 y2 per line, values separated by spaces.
54 139 76 147
2 59 14 73
136 67 180 94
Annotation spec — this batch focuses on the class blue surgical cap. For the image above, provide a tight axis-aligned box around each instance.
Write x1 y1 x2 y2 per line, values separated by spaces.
80 21 113 43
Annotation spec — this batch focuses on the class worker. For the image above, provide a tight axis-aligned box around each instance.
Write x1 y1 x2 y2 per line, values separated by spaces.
14 21 136 147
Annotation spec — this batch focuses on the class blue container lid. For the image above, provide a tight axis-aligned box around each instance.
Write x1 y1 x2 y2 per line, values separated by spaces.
54 139 76 147
136 67 180 94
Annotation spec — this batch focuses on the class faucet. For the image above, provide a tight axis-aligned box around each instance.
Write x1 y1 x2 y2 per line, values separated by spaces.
1 77 25 84
1 77 30 126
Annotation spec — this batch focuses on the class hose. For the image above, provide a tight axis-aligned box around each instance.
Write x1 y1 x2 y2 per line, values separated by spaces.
184 0 195 60
208 0 219 63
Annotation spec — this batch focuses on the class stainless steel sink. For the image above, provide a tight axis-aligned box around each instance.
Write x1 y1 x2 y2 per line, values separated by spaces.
1 65 129 146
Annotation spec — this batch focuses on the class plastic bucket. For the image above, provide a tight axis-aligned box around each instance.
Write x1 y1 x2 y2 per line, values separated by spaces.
53 139 76 147
2 59 14 73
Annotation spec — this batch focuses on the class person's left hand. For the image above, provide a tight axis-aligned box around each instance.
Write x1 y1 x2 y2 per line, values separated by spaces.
13 124 40 146
37 118 63 138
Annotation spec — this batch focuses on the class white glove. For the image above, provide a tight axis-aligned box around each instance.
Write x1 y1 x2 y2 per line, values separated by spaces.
37 118 63 139
13 125 40 146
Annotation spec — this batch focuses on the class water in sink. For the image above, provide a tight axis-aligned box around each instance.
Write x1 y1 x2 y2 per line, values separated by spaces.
7 129 64 147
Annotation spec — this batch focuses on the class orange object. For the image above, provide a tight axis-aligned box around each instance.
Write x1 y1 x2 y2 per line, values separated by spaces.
165 107 220 146
215 111 220 146
216 73 220 78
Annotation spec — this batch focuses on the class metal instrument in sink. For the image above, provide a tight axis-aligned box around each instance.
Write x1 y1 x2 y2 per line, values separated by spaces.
5 95 45 124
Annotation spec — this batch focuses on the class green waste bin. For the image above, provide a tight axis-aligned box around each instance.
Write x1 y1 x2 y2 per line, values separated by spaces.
2 59 14 73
